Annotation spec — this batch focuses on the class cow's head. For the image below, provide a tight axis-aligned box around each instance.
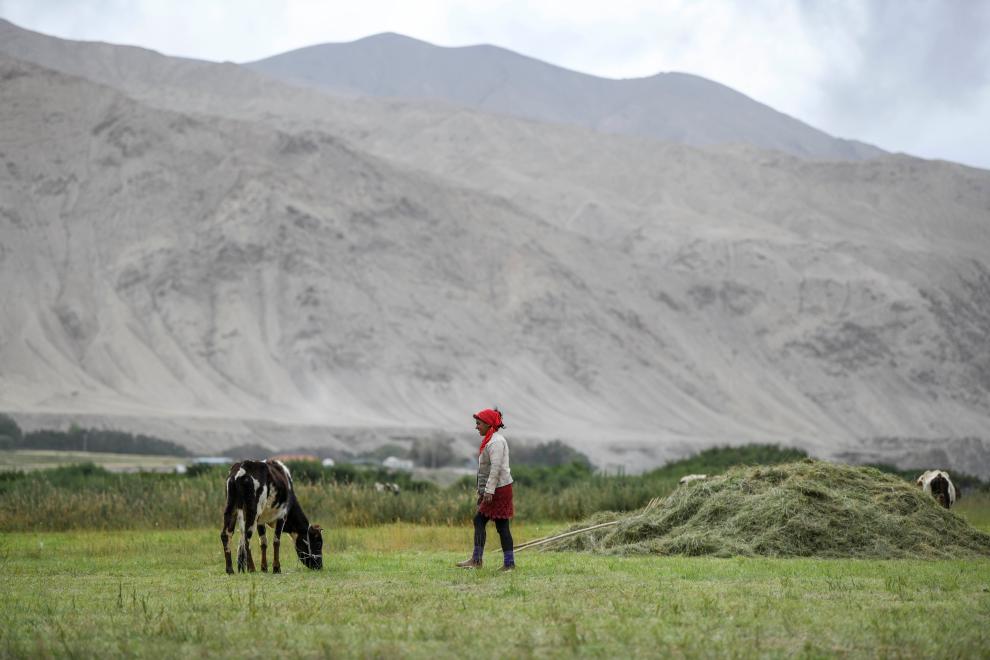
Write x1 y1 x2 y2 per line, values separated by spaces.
295 524 323 569
928 474 952 509
917 470 957 509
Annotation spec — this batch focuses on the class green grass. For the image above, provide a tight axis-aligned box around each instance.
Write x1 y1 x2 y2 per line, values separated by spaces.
1 526 988 658
956 491 990 531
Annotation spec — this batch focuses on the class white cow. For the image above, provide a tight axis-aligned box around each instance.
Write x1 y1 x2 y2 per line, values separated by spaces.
915 470 960 509
374 481 401 495
679 474 708 485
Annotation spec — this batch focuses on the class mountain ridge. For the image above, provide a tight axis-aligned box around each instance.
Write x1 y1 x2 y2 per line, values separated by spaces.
0 22 988 475
245 31 884 160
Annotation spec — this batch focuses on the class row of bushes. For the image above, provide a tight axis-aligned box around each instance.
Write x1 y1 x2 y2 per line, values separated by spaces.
0 463 663 531
0 445 839 531
0 415 190 456
1 440 985 532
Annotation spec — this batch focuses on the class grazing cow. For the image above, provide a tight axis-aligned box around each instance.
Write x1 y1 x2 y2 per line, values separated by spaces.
679 474 708 485
374 481 401 495
915 469 960 509
220 459 324 574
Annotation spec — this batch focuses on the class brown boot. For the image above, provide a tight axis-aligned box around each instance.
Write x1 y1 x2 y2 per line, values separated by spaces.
498 564 516 572
456 558 482 569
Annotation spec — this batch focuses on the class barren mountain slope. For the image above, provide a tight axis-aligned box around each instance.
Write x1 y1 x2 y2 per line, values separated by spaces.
1 24 989 473
0 56 800 465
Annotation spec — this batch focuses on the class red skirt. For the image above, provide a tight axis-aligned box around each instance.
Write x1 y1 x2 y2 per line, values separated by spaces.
478 483 514 519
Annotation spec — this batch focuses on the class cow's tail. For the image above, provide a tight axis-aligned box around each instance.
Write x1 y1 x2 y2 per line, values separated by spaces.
237 537 247 572
227 473 247 572
235 507 247 572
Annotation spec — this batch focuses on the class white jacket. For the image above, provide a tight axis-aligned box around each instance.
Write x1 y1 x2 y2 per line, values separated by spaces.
477 433 513 495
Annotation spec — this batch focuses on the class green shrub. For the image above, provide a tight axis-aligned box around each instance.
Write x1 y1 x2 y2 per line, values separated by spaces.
284 460 325 483
513 461 595 490
644 444 808 479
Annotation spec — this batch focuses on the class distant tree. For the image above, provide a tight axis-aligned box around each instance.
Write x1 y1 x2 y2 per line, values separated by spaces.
20 427 190 456
409 436 457 468
0 413 23 448
512 440 592 468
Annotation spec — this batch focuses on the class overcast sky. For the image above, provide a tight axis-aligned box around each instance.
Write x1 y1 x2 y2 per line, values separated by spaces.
2 0 988 169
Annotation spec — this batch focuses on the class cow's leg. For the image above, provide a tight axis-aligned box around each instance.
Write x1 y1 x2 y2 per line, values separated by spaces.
257 524 268 573
221 510 237 575
234 481 260 573
272 519 285 574
242 511 258 573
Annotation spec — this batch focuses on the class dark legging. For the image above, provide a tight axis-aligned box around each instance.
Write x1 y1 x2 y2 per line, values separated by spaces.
474 512 513 552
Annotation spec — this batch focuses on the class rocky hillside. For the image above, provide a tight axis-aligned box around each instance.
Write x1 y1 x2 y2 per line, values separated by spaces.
0 21 988 475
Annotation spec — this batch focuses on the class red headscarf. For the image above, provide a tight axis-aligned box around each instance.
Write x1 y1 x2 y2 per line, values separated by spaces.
474 408 504 455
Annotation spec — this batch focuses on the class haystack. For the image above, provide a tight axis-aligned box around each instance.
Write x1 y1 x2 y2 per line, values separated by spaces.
548 460 990 558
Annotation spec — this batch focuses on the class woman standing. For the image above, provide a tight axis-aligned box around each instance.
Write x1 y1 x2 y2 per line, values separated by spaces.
457 407 515 571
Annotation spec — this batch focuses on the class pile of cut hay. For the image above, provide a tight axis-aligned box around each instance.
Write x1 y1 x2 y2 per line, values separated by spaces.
547 460 990 559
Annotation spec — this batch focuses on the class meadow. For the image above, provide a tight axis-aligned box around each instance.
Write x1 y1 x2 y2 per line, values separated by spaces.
2 447 989 658
2 526 989 658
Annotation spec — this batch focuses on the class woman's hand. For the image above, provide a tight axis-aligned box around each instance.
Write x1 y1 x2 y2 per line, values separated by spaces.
482 492 493 504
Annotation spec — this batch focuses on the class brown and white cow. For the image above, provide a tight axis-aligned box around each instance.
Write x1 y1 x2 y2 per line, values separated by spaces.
220 459 324 574
915 469 960 509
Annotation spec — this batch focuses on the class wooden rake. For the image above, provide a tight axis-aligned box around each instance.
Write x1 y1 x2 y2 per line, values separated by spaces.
508 496 664 553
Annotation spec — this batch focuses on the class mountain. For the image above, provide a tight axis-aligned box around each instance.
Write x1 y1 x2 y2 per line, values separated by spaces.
0 20 878 162
1 20 989 475
245 32 883 161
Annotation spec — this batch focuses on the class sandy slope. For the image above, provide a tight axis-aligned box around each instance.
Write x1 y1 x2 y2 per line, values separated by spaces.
0 24 989 475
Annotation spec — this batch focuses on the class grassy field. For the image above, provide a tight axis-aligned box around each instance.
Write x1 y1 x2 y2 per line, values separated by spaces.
2 525 989 658
2 448 988 657
0 450 185 473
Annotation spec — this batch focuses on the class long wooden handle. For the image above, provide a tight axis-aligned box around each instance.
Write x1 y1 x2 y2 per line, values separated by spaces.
506 495 663 553
511 519 621 552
